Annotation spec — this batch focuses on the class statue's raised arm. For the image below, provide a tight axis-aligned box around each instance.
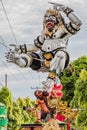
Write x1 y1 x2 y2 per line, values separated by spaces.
49 2 82 32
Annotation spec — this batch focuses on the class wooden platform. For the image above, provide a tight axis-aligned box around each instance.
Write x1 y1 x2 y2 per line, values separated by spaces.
21 124 42 130
21 123 67 130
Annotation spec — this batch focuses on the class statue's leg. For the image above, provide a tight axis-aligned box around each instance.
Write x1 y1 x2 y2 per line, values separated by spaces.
42 50 69 89
6 50 41 70
6 50 32 68
50 50 67 75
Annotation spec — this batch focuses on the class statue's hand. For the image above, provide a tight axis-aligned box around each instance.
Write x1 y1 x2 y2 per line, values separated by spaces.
9 44 21 53
49 2 65 11
42 78 54 91
54 4 66 12
58 6 73 16
5 50 20 63
5 50 31 67
51 2 73 14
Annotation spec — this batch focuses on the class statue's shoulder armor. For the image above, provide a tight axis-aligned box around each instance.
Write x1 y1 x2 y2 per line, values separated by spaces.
65 22 80 34
34 36 43 49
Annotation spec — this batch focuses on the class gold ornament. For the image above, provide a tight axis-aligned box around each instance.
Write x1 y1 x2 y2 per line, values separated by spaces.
43 119 61 130
48 98 79 121
43 53 53 68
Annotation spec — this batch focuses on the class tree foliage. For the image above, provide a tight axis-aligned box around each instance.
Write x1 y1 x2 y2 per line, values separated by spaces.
60 55 87 104
9 97 36 129
0 86 12 111
0 86 13 129
71 69 87 129
0 86 36 129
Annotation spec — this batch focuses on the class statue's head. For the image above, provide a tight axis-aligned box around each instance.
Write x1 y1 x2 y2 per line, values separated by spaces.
43 8 64 32
34 90 43 98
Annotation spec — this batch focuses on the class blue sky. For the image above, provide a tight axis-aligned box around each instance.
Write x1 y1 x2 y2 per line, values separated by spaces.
0 0 87 100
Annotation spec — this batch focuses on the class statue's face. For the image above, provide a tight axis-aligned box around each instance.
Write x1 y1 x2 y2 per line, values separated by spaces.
35 90 43 98
43 9 63 34
45 14 58 31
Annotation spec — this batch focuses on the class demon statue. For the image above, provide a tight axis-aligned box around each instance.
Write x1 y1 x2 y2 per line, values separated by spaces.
6 3 82 90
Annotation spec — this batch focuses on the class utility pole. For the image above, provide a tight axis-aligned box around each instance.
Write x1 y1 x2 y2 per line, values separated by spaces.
5 74 7 86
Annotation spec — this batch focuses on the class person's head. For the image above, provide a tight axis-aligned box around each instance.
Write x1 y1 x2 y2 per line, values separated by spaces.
34 90 43 98
43 8 64 32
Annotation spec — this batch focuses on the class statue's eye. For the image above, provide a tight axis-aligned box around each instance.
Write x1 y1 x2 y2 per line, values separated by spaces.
50 16 56 21
45 17 49 21
47 15 57 23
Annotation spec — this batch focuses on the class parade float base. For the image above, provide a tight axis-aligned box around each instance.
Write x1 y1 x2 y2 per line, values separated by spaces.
21 121 67 130
21 124 42 130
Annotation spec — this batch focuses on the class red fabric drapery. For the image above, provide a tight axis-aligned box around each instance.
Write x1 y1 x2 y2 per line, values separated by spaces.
56 113 71 130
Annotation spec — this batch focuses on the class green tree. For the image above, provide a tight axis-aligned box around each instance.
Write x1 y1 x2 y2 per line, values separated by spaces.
60 56 87 104
10 101 23 130
21 97 37 124
24 96 35 107
16 97 30 124
15 97 37 125
0 86 13 129
0 86 12 111
71 69 87 129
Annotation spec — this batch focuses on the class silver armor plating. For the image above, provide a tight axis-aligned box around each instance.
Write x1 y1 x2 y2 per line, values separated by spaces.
6 3 82 89
41 39 66 52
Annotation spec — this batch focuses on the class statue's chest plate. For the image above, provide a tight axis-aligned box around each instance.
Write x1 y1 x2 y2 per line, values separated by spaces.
41 39 65 52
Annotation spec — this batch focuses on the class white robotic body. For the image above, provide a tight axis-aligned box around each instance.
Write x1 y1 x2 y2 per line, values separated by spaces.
41 39 66 52
39 34 45 43
7 51 32 68
55 77 61 86
52 24 73 41
14 53 21 59
6 50 20 62
5 4 82 91
50 56 58 71
42 77 62 92
26 44 39 52
9 44 39 55
42 78 54 91
50 50 67 74
52 25 66 38
16 58 27 67
19 53 32 67
68 12 82 28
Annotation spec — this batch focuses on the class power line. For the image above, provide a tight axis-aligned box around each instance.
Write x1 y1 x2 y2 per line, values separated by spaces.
0 0 42 91
0 0 18 44
0 35 10 49
0 36 34 88
0 55 34 88
0 35 41 91
0 57 34 97
0 37 40 87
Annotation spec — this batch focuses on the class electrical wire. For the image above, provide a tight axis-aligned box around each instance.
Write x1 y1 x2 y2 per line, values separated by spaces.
0 56 33 97
0 35 10 49
0 37 39 88
0 0 42 92
0 36 38 96
0 37 31 81
0 0 18 44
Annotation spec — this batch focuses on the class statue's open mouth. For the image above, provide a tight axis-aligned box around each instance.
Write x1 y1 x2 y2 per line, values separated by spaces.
46 21 54 29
